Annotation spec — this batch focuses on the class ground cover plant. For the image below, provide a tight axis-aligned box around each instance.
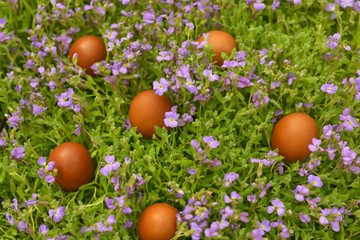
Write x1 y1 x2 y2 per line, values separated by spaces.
1 0 360 239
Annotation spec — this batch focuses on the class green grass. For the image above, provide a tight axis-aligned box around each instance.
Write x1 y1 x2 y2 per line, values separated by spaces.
0 0 360 239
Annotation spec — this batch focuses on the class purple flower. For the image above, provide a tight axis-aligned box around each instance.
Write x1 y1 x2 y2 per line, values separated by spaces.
239 212 249 223
308 174 323 188
251 228 263 240
54 88 74 108
74 124 82 136
107 215 116 225
10 146 25 160
293 0 302 4
224 191 242 203
203 136 219 148
164 111 179 128
259 183 271 198
124 157 131 165
104 30 118 42
204 222 219 237
308 138 324 152
319 208 331 224
321 83 338 94
176 64 191 79
187 168 196 175
191 139 203 153
112 61 127 75
287 72 297 85
25 59 35 69
44 81 57 90
340 0 354 8
344 43 351 50
184 78 197 93
123 219 133 230
189 222 202 240
306 197 321 209
5 109 23 129
326 33 341 49
17 221 28 232
100 155 120 177
156 51 171 61
142 10 155 24
331 221 340 232
355 1 360 12
254 1 266 10
0 137 6 148
122 119 132 132
218 217 230 229
340 114 359 131
153 78 170 96
33 104 47 116
37 157 56 183
39 224 48 235
292 185 309 201
224 172 239 187
272 0 280 10
325 3 336 12
267 198 285 216
49 206 66 222
0 32 10 42
257 219 271 235
115 196 127 209
341 147 357 165
105 197 116 210
251 158 275 166
202 69 219 82
0 19 6 28
6 212 15 225
123 207 132 214
299 212 311 223
323 124 336 139
22 193 38 207
164 26 175 35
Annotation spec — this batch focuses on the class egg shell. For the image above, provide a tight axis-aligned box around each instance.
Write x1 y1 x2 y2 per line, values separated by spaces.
137 203 179 240
129 89 173 139
271 112 319 163
68 35 107 77
197 30 238 67
48 142 94 191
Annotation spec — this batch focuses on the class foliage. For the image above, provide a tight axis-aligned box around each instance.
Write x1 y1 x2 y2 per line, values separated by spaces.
0 0 360 239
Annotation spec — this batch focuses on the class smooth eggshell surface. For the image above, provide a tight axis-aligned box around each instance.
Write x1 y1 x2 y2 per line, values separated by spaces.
69 35 107 77
129 89 173 139
137 203 179 240
271 112 319 163
48 142 94 191
197 30 238 67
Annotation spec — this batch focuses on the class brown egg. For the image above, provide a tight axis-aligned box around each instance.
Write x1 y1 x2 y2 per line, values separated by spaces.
197 30 238 67
129 89 173 139
48 142 94 191
271 112 319 163
68 35 107 77
137 203 179 240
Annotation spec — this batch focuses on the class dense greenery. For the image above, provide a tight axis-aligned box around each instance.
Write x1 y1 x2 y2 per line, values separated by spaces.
1 0 359 239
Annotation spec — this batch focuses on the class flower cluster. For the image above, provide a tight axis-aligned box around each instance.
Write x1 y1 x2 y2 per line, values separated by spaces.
175 193 217 239
37 157 56 183
191 136 222 167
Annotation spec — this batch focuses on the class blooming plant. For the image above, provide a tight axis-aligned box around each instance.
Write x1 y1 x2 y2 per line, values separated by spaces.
0 0 360 239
